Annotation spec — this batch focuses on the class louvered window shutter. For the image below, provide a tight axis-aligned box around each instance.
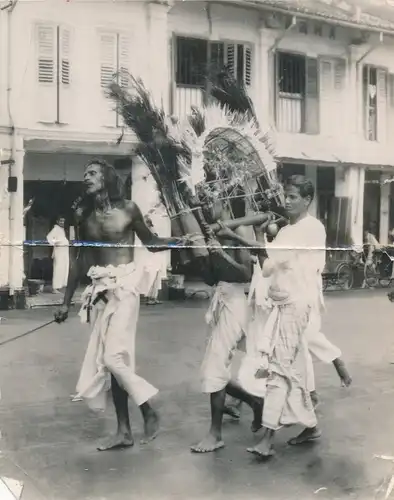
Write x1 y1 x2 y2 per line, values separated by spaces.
225 43 235 78
244 45 252 87
100 33 117 88
60 28 71 85
388 74 394 142
305 57 319 134
377 68 388 142
118 34 130 88
37 25 55 84
320 59 334 135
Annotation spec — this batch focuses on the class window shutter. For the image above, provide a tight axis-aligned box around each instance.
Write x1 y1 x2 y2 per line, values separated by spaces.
100 33 117 88
320 59 334 135
37 25 55 84
389 74 394 108
244 45 252 87
60 27 71 85
118 34 130 88
334 59 346 91
225 43 235 77
377 68 388 142
305 57 319 134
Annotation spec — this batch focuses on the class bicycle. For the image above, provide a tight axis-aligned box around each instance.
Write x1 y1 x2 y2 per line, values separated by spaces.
364 248 394 288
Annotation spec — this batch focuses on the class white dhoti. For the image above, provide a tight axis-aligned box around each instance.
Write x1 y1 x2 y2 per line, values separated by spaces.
201 282 249 394
75 262 158 412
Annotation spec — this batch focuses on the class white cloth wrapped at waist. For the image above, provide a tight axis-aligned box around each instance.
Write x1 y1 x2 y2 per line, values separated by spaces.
79 262 150 324
205 281 248 327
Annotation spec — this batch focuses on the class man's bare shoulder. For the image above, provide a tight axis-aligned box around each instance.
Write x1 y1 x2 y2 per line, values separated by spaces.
124 201 143 219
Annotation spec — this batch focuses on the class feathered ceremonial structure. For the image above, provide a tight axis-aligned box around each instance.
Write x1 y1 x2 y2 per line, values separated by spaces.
108 71 285 267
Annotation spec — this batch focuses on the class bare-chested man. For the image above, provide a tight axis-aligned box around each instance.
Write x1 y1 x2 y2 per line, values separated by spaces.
54 159 187 451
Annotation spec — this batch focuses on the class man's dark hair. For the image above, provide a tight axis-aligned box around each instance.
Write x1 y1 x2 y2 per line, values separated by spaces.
84 158 124 203
285 175 315 201
73 159 125 220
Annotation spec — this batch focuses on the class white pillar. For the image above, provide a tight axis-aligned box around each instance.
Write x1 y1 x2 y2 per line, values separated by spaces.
335 164 364 246
380 173 390 245
305 164 317 218
0 150 10 287
8 135 25 292
132 156 170 277
256 28 277 128
147 1 171 113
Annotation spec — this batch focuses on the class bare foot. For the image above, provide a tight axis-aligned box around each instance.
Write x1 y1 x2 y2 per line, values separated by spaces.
191 434 225 453
97 432 134 451
288 427 322 446
140 409 159 444
333 358 352 387
310 391 320 409
247 438 275 459
224 404 241 420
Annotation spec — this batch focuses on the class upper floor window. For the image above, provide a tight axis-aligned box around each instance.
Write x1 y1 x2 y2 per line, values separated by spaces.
363 65 387 142
37 24 70 85
275 51 319 134
99 32 130 90
175 36 252 88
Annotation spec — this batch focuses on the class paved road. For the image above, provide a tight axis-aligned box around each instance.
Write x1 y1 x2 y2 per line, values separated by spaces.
0 290 393 500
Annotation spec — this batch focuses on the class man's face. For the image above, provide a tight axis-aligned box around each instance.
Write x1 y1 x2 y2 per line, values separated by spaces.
57 218 65 227
84 164 104 195
284 185 310 218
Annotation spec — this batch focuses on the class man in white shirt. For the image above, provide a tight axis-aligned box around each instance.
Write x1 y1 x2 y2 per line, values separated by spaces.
246 175 350 457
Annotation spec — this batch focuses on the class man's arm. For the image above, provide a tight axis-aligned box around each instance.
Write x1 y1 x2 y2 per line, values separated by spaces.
129 202 183 252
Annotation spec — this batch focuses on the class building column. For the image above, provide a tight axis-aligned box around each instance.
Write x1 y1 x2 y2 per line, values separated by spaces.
305 164 317 218
335 164 364 246
146 1 172 113
8 135 25 293
347 46 363 141
132 156 170 278
0 150 10 287
380 174 390 245
256 28 277 128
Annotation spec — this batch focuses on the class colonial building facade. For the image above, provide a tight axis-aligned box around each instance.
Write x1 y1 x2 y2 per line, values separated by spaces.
0 0 393 297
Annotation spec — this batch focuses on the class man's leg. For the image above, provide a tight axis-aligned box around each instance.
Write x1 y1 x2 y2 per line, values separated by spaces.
332 357 352 387
226 381 263 432
191 389 226 453
140 401 160 444
97 375 134 451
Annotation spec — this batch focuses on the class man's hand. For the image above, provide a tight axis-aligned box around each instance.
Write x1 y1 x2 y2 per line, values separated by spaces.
207 237 224 256
54 304 69 323
216 222 235 240
253 215 273 239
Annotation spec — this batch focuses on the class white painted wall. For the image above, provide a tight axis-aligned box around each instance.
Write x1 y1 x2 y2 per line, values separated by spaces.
4 0 155 133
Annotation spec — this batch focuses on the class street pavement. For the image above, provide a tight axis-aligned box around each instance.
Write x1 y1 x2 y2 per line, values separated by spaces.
0 290 393 500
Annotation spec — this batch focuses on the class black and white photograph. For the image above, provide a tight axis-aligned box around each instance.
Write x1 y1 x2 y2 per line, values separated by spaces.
0 0 394 498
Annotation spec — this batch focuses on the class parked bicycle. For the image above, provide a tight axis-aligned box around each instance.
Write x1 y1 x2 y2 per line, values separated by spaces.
364 247 394 288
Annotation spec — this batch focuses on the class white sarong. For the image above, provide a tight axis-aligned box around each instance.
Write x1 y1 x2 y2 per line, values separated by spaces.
201 281 249 394
75 262 157 411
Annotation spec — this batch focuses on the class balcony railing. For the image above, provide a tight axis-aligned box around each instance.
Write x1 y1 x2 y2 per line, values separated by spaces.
172 85 204 120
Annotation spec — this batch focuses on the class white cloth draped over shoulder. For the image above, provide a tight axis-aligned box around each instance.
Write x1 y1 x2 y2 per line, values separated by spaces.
76 262 157 412
46 224 69 289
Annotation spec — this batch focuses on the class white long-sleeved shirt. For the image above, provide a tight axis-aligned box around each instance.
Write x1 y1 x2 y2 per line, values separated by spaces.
265 214 326 308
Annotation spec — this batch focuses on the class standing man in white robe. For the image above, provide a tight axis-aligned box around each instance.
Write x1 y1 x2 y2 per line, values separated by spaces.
47 217 69 293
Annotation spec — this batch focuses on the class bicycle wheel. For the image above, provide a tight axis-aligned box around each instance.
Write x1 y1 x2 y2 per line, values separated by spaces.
364 262 379 288
336 263 354 290
378 277 392 288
